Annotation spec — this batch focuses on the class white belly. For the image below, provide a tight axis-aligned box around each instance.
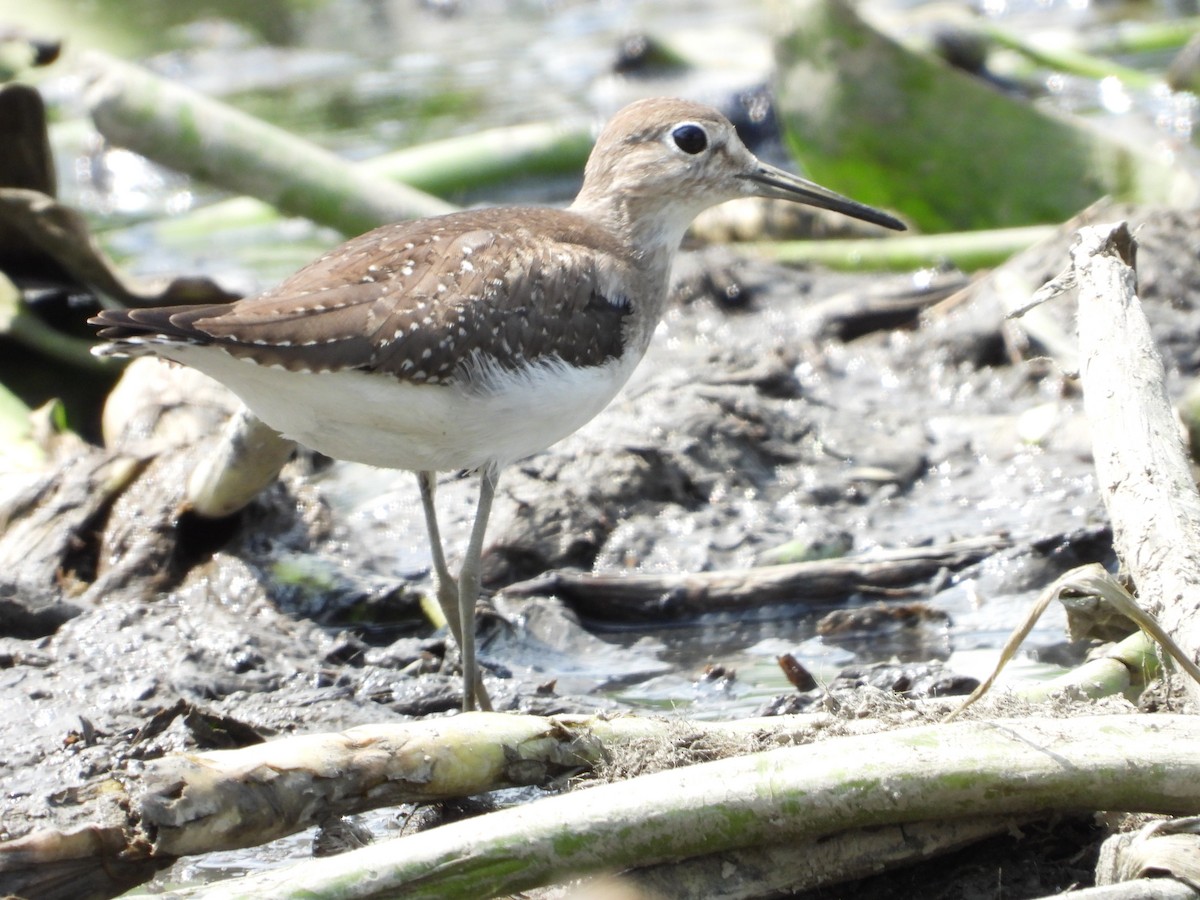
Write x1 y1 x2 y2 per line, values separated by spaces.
163 346 641 472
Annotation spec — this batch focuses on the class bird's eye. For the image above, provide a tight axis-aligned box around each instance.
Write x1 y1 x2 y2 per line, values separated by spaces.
671 124 708 155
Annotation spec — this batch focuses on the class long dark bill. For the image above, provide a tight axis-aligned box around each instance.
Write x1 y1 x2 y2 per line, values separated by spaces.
743 163 906 231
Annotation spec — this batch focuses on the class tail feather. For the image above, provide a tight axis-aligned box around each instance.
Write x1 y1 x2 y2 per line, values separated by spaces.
89 304 226 341
89 304 229 357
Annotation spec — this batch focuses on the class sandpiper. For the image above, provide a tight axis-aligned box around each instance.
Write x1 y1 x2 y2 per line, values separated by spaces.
90 97 905 711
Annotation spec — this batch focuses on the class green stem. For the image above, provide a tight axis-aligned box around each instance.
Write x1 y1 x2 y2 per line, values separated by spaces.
745 224 1055 272
980 23 1159 89
155 121 593 239
1021 631 1159 703
1085 17 1200 56
6 308 109 373
82 51 456 237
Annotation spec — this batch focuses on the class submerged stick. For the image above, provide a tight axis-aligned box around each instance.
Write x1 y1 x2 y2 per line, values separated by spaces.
505 535 1013 621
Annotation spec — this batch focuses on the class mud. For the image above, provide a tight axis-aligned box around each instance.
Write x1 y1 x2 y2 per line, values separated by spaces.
3 203 1200 895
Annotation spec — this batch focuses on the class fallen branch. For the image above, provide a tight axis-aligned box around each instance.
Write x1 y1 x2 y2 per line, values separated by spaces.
163 714 1200 899
622 815 1035 899
504 535 1014 621
0 712 832 898
951 221 1200 712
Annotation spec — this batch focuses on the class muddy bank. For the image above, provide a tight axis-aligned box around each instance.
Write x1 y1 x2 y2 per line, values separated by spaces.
3 204 1200 893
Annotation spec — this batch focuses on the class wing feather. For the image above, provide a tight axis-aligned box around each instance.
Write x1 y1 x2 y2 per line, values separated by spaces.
91 207 636 383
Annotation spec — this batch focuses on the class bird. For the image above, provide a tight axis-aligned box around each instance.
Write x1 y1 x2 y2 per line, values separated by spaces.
90 97 905 712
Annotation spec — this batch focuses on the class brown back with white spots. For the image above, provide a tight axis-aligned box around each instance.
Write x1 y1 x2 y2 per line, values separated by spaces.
93 207 638 383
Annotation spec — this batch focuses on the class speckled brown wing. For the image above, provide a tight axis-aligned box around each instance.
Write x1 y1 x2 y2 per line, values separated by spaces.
91 207 635 385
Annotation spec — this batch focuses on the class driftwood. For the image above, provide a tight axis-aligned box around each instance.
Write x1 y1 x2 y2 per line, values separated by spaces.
503 534 1014 621
1068 222 1200 708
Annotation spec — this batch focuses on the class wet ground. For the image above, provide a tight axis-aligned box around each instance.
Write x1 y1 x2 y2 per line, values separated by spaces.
3 0 1200 895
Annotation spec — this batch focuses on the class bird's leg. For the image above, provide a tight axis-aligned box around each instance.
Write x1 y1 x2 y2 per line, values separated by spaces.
416 470 492 711
456 462 499 712
417 471 462 636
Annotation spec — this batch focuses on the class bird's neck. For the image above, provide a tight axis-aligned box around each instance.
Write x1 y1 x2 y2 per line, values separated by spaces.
571 192 693 333
568 186 705 357
569 189 696 269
